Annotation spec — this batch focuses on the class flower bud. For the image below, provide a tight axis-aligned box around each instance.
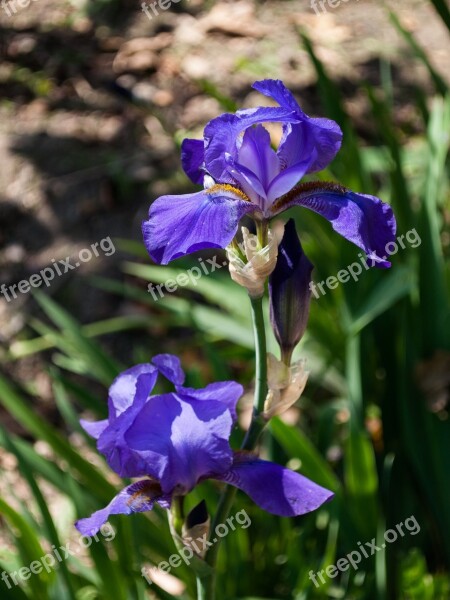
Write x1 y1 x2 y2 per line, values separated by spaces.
263 353 309 420
226 226 278 298
269 219 313 364
182 500 210 557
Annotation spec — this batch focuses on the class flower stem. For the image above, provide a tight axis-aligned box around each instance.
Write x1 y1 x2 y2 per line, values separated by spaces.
197 484 236 599
250 294 268 413
256 219 269 247
200 294 268 599
168 496 187 554
243 295 268 448
196 574 214 600
206 486 237 567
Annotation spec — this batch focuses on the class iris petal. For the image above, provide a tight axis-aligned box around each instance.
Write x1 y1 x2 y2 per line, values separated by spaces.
98 371 159 478
143 189 255 264
237 125 280 191
75 479 171 536
176 381 243 422
271 183 396 267
83 356 186 478
266 158 312 204
125 392 235 494
152 354 185 386
181 138 205 185
108 364 157 419
252 79 302 113
253 80 342 172
215 453 334 517
204 108 298 183
80 419 108 440
225 154 267 204
277 122 315 170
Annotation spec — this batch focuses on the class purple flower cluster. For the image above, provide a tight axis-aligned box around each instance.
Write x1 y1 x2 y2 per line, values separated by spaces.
77 79 397 536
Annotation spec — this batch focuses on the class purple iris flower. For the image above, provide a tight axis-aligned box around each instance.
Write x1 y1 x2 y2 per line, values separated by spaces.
143 79 396 267
76 354 333 536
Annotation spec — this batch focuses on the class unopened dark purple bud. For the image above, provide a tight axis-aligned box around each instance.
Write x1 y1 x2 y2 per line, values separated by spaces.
269 219 313 364
185 500 208 530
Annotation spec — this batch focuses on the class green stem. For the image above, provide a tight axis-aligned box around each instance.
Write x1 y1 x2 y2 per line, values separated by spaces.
256 219 269 247
196 484 236 598
168 496 187 555
200 294 268 599
196 574 214 600
243 295 268 448
250 295 268 413
206 487 237 567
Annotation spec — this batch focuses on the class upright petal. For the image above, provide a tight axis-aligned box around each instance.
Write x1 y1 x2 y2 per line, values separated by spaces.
80 419 108 440
215 453 333 517
204 108 298 183
225 154 266 205
99 364 167 478
271 182 397 267
252 79 303 113
81 357 184 477
302 118 342 173
277 121 342 174
125 393 234 494
277 123 315 170
96 412 153 478
266 156 312 204
176 381 243 422
108 363 158 419
152 354 185 386
181 138 205 185
75 479 171 536
143 188 255 264
252 80 342 172
269 219 313 362
237 125 280 191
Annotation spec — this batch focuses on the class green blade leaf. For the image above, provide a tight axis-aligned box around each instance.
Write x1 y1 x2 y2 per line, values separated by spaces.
270 418 341 493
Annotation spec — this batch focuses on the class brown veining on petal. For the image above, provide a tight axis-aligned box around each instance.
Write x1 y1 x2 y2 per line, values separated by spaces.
232 449 259 463
127 480 161 510
271 181 348 214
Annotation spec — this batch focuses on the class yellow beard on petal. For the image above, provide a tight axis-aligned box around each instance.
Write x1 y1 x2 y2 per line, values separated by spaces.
206 184 251 202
